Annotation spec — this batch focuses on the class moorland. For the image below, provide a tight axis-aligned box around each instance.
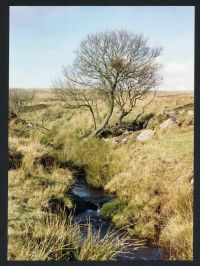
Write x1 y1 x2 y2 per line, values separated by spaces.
8 89 193 261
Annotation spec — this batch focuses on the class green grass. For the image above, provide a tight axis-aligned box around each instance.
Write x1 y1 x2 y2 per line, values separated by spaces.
100 199 127 220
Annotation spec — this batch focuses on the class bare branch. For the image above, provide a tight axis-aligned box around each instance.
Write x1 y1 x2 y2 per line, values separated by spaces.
53 30 162 135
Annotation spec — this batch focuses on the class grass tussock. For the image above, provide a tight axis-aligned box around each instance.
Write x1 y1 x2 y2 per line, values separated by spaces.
56 137 116 187
8 214 132 261
78 223 132 261
9 215 79 261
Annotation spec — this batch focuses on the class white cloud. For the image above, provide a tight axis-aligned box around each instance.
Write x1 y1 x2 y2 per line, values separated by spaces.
159 60 194 91
163 62 188 75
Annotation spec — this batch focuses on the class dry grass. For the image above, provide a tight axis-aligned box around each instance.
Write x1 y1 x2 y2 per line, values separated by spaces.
78 223 132 261
9 213 133 261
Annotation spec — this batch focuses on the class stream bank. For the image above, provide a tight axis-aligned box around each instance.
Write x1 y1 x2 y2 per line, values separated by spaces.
67 168 165 261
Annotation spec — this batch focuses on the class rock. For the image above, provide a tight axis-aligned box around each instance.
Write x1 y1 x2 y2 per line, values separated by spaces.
136 130 155 142
114 136 128 144
187 110 194 116
160 118 177 129
99 116 153 139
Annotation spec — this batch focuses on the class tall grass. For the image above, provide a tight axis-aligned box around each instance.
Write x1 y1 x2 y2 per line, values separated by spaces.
9 214 79 260
78 223 132 261
8 213 133 261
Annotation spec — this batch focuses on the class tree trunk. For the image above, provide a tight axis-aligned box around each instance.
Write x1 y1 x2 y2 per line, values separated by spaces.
88 106 97 130
89 92 114 137
117 110 128 126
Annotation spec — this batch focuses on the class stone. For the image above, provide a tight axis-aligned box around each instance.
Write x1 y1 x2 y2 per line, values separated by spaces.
136 130 155 142
160 118 177 129
114 136 128 144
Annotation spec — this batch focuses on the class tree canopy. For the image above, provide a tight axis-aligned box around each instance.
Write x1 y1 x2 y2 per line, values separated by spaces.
54 30 162 136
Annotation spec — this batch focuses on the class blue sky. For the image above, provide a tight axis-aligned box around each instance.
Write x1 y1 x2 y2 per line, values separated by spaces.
9 6 194 90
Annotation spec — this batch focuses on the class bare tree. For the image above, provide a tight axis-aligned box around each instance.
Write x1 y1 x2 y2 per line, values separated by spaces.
54 30 162 136
114 54 161 125
9 88 36 114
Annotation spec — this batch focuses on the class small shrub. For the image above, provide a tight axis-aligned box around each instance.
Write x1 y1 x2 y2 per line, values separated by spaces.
9 89 36 114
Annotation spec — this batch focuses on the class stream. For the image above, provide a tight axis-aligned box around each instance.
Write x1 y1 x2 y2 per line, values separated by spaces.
70 178 164 261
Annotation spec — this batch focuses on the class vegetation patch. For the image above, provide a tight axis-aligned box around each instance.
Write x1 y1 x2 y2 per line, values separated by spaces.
100 199 127 220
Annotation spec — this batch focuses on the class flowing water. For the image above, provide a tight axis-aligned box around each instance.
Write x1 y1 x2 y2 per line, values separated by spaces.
71 178 164 261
